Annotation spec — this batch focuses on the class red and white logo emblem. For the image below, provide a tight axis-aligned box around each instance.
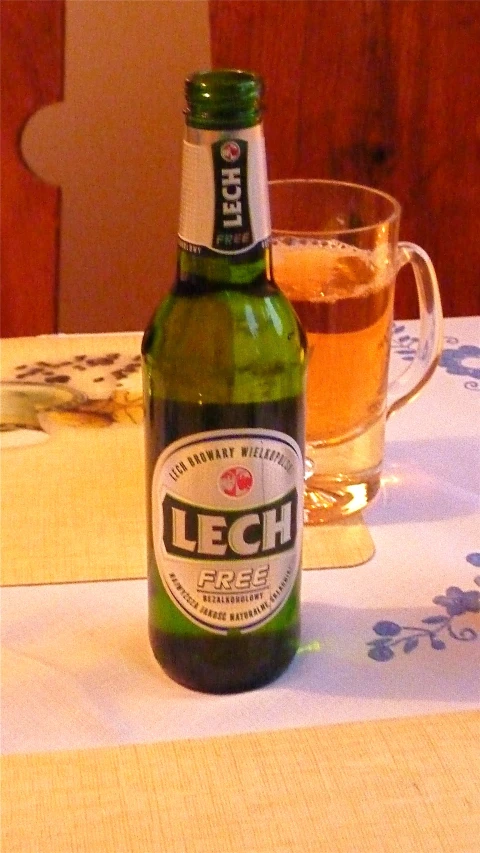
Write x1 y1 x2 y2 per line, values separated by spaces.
220 140 241 163
219 466 253 498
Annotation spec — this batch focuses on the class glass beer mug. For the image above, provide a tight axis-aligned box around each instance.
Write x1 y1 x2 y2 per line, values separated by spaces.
269 178 443 524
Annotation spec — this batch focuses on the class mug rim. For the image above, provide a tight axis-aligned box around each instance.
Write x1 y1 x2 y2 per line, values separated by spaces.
268 178 401 237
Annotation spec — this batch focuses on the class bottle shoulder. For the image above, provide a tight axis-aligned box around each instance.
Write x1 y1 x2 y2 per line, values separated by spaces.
143 283 304 354
142 283 306 405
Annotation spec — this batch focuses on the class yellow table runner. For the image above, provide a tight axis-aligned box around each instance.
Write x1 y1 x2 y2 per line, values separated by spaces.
1 334 374 585
3 711 478 853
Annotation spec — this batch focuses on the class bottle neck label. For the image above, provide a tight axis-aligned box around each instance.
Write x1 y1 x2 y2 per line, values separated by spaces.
178 125 271 257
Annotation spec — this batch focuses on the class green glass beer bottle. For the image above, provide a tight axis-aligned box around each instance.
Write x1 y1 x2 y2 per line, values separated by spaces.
142 69 306 693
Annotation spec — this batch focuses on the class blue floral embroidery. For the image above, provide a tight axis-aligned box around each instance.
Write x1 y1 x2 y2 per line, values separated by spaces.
432 586 480 617
367 557 480 662
391 324 418 362
391 327 480 389
439 344 480 390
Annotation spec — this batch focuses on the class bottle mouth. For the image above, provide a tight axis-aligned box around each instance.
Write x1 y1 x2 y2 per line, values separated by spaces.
185 69 264 129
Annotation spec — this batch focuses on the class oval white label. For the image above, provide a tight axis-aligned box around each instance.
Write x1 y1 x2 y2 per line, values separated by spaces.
152 428 303 634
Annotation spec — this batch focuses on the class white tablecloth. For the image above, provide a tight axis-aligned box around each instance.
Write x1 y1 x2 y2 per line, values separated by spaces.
2 317 479 755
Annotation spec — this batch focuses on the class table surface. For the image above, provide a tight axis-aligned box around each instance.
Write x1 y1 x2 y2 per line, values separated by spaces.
1 316 479 853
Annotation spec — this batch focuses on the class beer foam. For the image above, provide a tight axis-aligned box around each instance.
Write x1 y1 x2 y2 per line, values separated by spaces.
272 237 391 302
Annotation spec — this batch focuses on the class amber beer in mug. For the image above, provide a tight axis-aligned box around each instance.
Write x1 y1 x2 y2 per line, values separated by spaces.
270 179 443 524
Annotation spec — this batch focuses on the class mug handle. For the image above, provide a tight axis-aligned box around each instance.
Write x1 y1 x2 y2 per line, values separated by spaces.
387 242 444 417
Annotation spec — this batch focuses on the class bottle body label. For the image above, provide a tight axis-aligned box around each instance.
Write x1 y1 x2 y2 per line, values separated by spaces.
151 428 303 634
178 125 271 256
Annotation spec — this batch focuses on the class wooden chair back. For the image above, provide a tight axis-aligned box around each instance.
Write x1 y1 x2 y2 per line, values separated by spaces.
2 1 478 337
1 0 64 337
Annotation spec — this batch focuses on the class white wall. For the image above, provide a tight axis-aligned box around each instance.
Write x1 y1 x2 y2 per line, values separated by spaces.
22 0 211 332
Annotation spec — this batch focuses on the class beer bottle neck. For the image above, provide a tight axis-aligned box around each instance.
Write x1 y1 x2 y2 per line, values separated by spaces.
177 123 272 290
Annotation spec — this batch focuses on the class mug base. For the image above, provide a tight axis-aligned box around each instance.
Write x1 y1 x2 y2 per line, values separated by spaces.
303 473 381 525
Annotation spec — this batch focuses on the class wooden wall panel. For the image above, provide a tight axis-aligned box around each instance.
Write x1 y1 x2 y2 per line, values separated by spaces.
210 0 480 318
1 0 64 337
